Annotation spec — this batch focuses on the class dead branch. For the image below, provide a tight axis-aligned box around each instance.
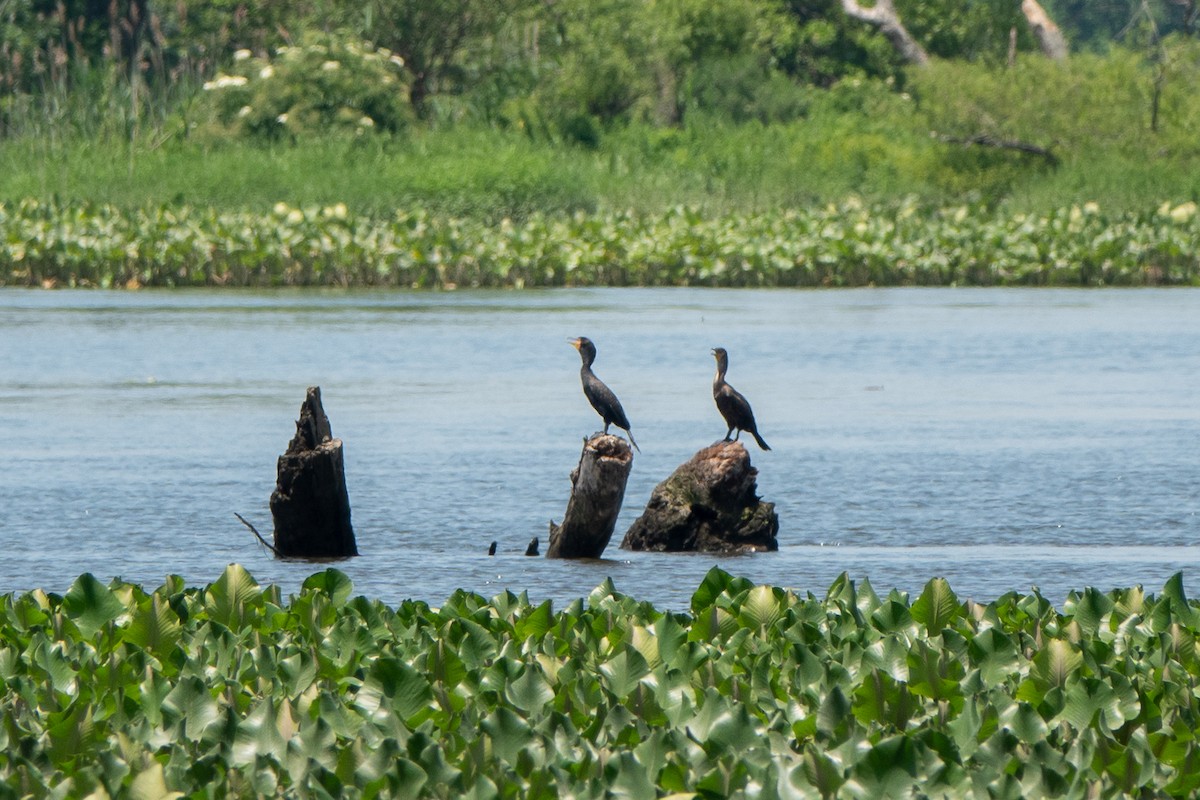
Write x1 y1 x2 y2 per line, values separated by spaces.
841 0 929 66
236 512 281 557
936 133 1059 167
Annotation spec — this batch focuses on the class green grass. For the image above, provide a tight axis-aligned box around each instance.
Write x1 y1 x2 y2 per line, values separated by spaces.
0 131 601 219
3 117 1197 227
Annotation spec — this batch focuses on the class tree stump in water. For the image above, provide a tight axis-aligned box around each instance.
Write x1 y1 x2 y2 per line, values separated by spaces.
546 433 633 559
621 441 777 553
269 387 357 557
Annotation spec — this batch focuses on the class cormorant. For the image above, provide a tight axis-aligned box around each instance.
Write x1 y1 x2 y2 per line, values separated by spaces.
712 347 770 451
570 336 640 452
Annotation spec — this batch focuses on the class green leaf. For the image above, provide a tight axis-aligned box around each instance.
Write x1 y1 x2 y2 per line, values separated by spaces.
737 584 785 631
124 594 182 655
846 735 919 799
1031 639 1081 692
690 567 751 613
1000 701 1047 744
204 564 261 627
967 627 1018 687
798 750 845 800
911 578 961 635
481 706 532 765
302 568 354 606
64 573 127 638
1161 572 1200 626
600 648 650 700
232 697 289 766
130 762 184 800
162 675 219 740
506 664 554 713
358 657 433 724
1064 587 1113 636
514 599 554 641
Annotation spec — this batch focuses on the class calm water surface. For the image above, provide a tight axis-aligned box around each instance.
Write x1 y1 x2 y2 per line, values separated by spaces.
2 287 1199 609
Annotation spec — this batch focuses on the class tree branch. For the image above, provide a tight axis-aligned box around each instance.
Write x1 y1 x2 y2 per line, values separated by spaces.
236 512 281 557
936 133 1059 167
1021 0 1069 60
841 0 929 65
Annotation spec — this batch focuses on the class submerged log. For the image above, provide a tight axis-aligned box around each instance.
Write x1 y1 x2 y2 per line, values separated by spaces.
621 441 778 553
269 387 357 558
546 434 634 559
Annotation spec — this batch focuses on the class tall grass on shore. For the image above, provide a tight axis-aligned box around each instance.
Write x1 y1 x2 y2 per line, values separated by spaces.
1 116 1198 224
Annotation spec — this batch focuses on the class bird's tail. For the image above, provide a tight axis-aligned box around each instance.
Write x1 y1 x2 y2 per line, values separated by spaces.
751 430 771 451
626 429 641 453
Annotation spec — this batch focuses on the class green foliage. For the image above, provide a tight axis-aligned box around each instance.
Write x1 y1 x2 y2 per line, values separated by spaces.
2 196 1198 288
5 566 1200 796
195 34 413 141
1045 0 1199 52
911 48 1200 157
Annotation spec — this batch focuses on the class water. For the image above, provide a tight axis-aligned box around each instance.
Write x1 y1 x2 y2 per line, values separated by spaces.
2 287 1199 610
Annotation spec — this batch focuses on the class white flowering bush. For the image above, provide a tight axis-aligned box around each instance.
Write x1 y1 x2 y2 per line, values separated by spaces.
198 34 412 140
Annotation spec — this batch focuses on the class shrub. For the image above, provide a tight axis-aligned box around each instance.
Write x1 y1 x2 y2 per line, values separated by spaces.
196 33 414 141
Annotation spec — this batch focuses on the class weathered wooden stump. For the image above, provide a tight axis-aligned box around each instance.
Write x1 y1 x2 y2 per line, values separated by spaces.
269 387 357 558
621 440 778 553
546 433 634 559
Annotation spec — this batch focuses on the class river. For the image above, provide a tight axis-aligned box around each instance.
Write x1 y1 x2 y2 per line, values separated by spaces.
2 287 1198 610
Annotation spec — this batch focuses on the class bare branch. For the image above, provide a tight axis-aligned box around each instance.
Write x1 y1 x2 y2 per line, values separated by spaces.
936 133 1059 167
236 512 281 557
841 0 929 66
1021 0 1069 60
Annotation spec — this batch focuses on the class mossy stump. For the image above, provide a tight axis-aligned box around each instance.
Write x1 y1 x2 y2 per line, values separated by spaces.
269 387 357 558
547 433 633 559
621 440 777 553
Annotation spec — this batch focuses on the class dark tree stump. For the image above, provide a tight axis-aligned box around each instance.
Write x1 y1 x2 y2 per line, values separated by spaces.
269 387 357 558
546 433 633 559
621 441 778 553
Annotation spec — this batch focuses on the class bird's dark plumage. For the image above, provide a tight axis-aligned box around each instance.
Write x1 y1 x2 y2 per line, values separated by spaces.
712 347 770 451
570 337 639 452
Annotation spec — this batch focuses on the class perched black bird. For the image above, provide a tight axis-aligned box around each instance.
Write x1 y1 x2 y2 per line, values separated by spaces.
711 347 770 451
570 336 639 452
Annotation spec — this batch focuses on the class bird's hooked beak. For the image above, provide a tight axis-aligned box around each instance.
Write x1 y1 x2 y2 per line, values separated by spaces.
569 338 582 351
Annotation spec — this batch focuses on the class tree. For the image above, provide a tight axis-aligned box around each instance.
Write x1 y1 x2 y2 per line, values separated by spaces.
357 0 522 117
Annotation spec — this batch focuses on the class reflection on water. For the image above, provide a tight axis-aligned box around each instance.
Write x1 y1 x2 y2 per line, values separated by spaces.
2 287 1199 609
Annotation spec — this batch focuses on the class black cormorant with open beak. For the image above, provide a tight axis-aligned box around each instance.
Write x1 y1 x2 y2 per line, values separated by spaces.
570 336 639 452
712 347 770 451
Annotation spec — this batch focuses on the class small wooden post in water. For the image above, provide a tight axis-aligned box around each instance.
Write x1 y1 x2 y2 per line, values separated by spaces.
546 433 633 558
269 387 358 557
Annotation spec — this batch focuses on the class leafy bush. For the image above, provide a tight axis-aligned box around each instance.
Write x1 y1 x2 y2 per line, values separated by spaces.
4 566 1200 797
196 34 413 141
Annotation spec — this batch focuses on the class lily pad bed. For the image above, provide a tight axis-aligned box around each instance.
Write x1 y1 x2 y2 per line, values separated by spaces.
3 565 1200 798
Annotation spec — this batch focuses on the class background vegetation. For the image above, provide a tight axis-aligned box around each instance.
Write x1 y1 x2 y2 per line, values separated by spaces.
5 566 1200 797
1 0 1199 285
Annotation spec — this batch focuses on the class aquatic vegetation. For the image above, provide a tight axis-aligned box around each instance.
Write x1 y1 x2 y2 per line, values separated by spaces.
3 566 1200 797
1 198 1198 289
